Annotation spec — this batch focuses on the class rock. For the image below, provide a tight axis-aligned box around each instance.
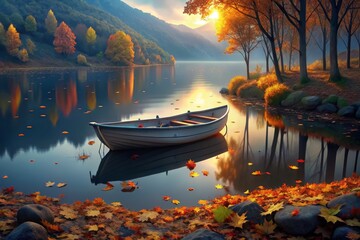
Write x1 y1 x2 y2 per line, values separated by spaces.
182 228 225 240
337 97 349 109
327 192 360 219
356 108 360 119
281 91 306 107
17 204 54 226
337 106 355 117
332 226 360 240
219 88 229 95
274 205 321 236
322 95 338 105
316 103 338 113
230 200 265 224
6 222 48 240
301 96 322 110
352 101 360 109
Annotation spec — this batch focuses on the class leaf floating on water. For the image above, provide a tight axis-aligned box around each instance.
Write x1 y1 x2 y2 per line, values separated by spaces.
188 187 195 191
252 170 262 176
78 153 90 160
296 180 302 184
198 200 208 205
102 182 114 191
40 114 47 118
18 133 25 137
111 202 122 207
62 131 69 135
121 181 138 192
57 182 67 188
186 159 196 170
39 105 46 109
172 199 180 205
26 125 32 129
215 184 223 189
297 159 305 163
289 165 299 170
202 170 209 176
84 110 92 114
244 189 250 195
189 171 199 178
138 211 159 222
162 196 171 201
45 181 55 187
88 140 95 145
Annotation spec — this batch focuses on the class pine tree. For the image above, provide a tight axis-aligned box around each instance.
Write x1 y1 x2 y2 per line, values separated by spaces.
5 24 21 56
86 26 97 45
45 9 57 34
53 21 76 55
25 15 37 32
26 38 36 54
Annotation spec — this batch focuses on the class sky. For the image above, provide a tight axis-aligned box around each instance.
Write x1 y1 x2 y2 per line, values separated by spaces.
122 0 207 28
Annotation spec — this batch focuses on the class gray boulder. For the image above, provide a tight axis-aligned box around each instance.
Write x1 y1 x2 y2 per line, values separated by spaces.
281 91 306 107
317 103 338 113
219 88 229 95
17 204 54 226
182 229 224 240
274 205 321 236
301 96 322 110
337 106 355 117
6 222 48 240
332 226 360 240
230 200 265 224
322 95 338 105
327 192 360 219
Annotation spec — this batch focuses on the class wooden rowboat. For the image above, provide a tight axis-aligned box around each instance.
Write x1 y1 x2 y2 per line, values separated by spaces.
91 133 227 184
89 105 229 150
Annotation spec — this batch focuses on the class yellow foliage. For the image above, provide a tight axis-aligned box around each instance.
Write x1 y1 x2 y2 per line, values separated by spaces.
257 73 278 91
264 83 290 107
228 76 247 95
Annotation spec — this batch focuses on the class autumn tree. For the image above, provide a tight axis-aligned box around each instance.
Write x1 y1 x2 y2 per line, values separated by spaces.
53 21 76 55
5 24 21 56
45 9 57 34
18 48 29 62
86 26 97 45
24 15 37 32
216 10 260 79
339 7 359 68
105 31 134 66
0 22 5 46
26 38 36 54
317 0 358 81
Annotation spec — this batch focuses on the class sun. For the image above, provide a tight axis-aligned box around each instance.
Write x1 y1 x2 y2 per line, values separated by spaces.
208 10 219 20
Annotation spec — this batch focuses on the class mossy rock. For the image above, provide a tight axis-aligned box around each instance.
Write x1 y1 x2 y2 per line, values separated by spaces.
281 90 306 107
337 97 349 109
301 96 322 110
322 95 338 105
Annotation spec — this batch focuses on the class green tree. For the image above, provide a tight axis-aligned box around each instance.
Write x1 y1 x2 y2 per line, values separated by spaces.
86 26 97 45
53 22 76 55
0 22 5 46
5 24 21 56
105 31 134 65
25 15 37 32
26 38 36 54
45 9 57 34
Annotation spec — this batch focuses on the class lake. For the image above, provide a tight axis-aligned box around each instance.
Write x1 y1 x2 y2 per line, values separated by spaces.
0 61 359 210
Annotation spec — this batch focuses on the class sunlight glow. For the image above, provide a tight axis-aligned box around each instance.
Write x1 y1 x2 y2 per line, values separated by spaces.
208 10 219 20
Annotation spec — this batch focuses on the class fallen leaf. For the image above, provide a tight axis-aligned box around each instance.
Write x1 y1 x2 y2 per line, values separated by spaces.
213 206 233 223
59 206 77 220
261 202 284 216
103 212 113 220
2 186 15 194
297 159 305 163
228 213 248 229
57 183 67 188
18 133 25 137
252 170 262 176
244 190 250 195
188 187 195 191
86 209 100 217
111 202 122 207
93 198 105 206
186 159 196 170
291 208 300 216
248 162 253 166
138 211 159 222
121 181 138 192
215 184 223 189
319 205 345 224
57 233 81 240
289 165 299 170
78 153 89 160
88 140 95 145
162 196 171 201
172 199 180 205
39 105 46 109
201 170 209 176
45 181 55 187
26 125 32 129
189 171 199 178
102 182 114 191
88 225 98 232
198 200 208 205
62 131 69 135
345 218 360 227
2 175 8 179
255 219 277 234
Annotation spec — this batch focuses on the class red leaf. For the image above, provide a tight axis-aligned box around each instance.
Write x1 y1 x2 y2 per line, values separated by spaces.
297 159 305 163
291 208 300 216
186 160 196 170
2 186 15 194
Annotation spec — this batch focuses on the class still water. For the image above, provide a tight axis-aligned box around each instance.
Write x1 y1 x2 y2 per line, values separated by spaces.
0 62 359 210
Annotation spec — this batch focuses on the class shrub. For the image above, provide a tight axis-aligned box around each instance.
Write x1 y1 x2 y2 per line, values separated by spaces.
264 83 291 107
77 54 87 65
228 76 247 95
236 81 264 99
257 73 278 91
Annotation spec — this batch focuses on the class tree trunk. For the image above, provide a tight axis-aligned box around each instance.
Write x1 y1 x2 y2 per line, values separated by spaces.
329 5 341 82
266 53 270 73
346 32 352 68
270 39 283 82
289 47 293 71
245 57 250 80
279 47 285 73
322 28 327 70
299 0 308 83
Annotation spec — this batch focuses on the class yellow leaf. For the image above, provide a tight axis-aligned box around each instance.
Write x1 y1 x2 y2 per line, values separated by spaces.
193 207 201 213
252 170 262 176
319 206 345 224
59 206 78 220
57 182 67 188
86 209 101 217
289 165 299 170
244 190 250 195
198 200 208 205
45 181 55 187
215 184 223 189
138 211 159 222
255 219 277 234
103 212 113 220
261 202 284 216
88 225 98 232
189 171 199 178
345 218 360 227
228 213 248 229
172 199 180 205
58 233 81 240
111 202 122 207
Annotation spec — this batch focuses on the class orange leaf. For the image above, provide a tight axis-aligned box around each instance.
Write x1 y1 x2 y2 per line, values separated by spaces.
189 171 200 178
39 105 47 109
202 170 209 176
2 175 8 179
198 200 208 205
252 170 262 176
292 208 300 216
172 199 180 205
162 196 171 201
102 182 114 191
295 180 302 184
93 197 105 206
18 133 25 137
62 131 69 134
297 159 305 163
188 187 195 191
88 140 95 145
186 159 196 170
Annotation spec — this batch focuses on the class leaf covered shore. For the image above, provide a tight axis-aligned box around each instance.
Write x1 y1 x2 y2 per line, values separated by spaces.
1 175 359 239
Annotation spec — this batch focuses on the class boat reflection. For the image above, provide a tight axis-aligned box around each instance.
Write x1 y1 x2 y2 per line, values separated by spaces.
91 133 228 184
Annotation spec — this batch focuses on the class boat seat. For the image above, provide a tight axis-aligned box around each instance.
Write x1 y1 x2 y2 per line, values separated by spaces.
183 119 202 124
170 120 193 126
189 114 217 121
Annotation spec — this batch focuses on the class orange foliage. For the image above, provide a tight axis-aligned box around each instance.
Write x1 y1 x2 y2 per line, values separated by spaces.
53 21 76 55
257 74 278 91
5 24 21 56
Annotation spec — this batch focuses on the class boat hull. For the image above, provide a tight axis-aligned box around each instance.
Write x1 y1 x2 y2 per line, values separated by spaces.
90 105 228 150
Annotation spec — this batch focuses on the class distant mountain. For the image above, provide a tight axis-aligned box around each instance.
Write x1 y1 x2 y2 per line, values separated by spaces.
85 0 226 60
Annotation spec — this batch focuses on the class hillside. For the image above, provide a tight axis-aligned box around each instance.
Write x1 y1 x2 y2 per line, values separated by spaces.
85 0 225 60
0 0 172 66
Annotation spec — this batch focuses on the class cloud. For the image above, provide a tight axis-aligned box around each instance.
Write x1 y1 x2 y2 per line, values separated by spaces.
122 0 204 28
